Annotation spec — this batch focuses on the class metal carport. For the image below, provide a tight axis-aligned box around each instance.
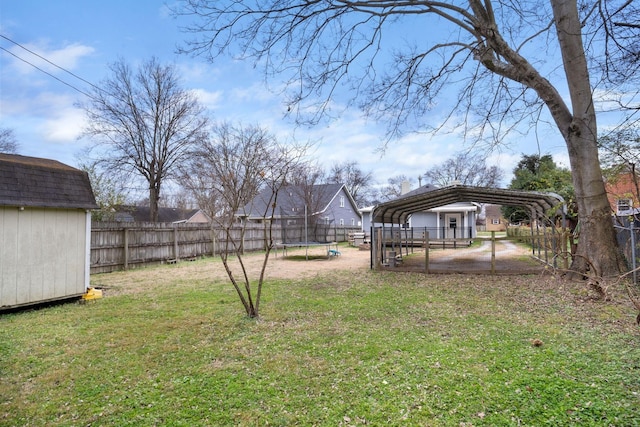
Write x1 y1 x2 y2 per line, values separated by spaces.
370 184 567 270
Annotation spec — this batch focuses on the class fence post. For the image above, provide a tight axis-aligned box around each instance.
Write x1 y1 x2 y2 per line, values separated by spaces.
173 225 179 262
123 226 129 271
211 228 216 257
632 221 637 286
491 231 496 274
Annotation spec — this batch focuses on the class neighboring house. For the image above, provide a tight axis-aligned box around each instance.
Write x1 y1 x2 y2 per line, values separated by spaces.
360 206 374 234
239 183 362 228
604 172 640 216
0 154 98 310
113 205 210 223
484 204 507 231
375 183 478 239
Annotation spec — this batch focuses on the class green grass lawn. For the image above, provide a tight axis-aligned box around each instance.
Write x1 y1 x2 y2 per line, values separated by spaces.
1 259 639 426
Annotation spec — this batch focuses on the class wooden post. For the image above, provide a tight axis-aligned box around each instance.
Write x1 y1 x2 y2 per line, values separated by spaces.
491 231 496 274
211 228 216 257
376 228 383 269
424 230 430 274
174 225 179 262
561 230 569 270
123 226 129 271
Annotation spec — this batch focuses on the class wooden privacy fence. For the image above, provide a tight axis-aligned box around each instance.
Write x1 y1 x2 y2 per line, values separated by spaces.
90 222 360 274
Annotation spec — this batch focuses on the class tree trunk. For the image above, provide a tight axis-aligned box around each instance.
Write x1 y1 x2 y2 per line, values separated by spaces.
149 186 159 222
565 123 626 277
551 0 626 277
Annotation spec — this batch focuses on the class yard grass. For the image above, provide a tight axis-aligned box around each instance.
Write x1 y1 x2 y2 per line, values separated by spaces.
1 258 640 426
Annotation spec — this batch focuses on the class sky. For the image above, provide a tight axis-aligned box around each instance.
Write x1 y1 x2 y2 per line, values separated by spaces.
0 1 575 197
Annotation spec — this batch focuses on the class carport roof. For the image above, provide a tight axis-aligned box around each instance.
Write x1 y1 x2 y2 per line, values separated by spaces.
371 184 565 224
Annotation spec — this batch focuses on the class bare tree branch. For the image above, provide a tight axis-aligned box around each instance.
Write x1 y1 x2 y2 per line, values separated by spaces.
79 57 209 221
0 127 19 154
180 122 309 317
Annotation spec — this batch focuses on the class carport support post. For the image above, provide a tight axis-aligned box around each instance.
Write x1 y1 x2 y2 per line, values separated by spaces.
376 227 383 269
543 224 549 265
561 230 568 270
491 231 496 274
529 214 535 256
424 230 430 273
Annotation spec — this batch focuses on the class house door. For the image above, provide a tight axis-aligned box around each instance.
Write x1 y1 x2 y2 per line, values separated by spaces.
444 213 461 238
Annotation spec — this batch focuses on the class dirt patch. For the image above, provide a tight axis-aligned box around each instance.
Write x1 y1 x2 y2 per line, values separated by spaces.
92 245 372 296
265 240 545 276
385 239 547 274
92 240 546 297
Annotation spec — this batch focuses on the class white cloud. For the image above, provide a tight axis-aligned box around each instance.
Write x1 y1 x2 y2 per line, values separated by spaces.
552 151 571 170
40 106 86 143
6 41 94 75
191 88 223 110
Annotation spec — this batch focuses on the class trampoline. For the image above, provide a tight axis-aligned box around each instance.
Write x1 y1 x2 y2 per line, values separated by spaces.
274 241 340 260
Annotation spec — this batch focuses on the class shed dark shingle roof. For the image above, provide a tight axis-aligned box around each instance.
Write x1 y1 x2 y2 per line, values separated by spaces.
0 154 98 209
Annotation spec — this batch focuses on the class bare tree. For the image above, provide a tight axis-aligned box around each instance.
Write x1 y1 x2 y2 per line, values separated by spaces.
599 127 640 209
287 162 337 241
378 175 416 202
182 122 307 318
175 0 633 276
424 152 504 187
599 127 640 175
597 1 640 102
80 57 209 222
328 160 375 207
76 158 128 221
0 128 19 154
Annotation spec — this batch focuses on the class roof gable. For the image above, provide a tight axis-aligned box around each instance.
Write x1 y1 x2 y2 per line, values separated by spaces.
0 154 98 209
241 183 355 218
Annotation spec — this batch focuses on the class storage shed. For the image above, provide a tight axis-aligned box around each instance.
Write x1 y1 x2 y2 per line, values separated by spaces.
0 154 98 310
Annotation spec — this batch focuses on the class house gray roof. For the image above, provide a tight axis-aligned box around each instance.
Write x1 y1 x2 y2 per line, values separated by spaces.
0 154 98 209
241 183 348 218
372 184 565 224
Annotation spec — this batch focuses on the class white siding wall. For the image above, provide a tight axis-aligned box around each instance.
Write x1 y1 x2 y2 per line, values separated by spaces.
1 207 88 308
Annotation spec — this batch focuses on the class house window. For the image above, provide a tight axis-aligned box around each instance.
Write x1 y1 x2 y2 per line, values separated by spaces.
340 196 345 208
351 218 355 226
340 218 344 226
492 219 500 225
617 199 632 214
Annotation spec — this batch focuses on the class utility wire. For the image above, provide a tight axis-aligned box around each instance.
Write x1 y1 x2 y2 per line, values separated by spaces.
0 46 96 100
0 34 102 100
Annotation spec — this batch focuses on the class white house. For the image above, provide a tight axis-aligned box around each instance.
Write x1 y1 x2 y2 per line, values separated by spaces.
0 154 98 310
